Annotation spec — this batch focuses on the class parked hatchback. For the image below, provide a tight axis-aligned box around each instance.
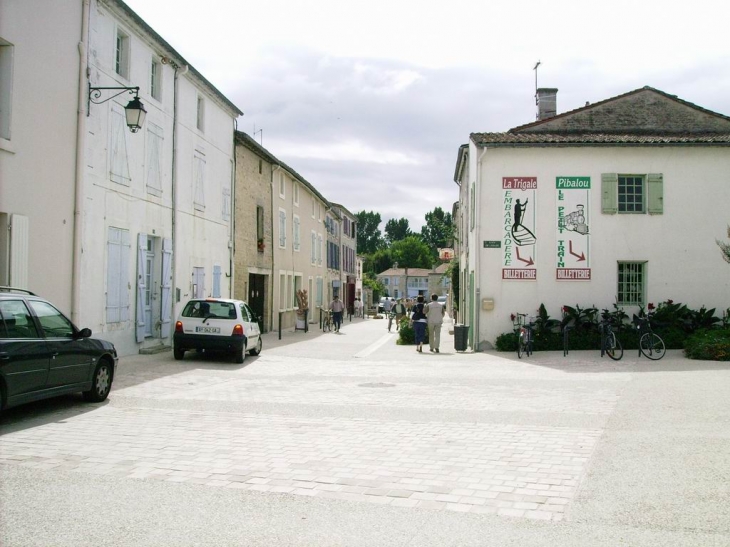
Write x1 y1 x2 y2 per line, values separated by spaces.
0 287 118 411
173 298 262 364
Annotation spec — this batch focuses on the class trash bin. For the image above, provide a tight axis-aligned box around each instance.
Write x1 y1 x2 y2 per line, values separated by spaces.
454 324 469 352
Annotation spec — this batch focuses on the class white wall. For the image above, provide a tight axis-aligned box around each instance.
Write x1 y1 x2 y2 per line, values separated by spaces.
472 145 730 347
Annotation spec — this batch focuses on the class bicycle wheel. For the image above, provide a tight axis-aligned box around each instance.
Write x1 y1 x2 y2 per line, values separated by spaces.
516 331 524 359
605 332 623 361
525 331 533 356
640 333 665 360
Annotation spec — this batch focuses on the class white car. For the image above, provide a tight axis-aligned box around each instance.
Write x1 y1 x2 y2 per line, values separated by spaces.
173 298 262 363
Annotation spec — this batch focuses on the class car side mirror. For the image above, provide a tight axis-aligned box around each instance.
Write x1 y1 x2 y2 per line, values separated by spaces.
78 327 92 338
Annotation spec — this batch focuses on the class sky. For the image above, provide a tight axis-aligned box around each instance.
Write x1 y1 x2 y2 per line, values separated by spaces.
124 0 730 232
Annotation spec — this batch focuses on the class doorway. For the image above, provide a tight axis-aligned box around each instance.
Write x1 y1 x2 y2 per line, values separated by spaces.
248 273 266 332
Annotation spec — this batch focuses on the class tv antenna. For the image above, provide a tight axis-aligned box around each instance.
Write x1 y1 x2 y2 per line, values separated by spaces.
253 124 263 146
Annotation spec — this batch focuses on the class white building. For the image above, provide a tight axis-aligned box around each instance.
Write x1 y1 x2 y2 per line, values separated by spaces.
0 0 242 355
454 86 730 350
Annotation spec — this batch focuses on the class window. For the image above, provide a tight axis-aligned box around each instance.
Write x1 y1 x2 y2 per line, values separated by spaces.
317 234 323 265
618 175 644 213
31 300 74 338
293 275 302 308
0 38 13 141
279 273 286 311
196 96 205 131
0 300 39 339
278 209 286 248
312 196 316 218
115 28 130 79
293 183 299 206
150 58 161 101
258 159 263 174
222 186 231 221
617 262 646 306
106 227 131 323
212 265 221 298
602 173 663 215
279 172 285 198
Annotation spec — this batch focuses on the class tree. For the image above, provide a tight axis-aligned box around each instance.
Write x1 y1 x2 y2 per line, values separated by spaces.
355 211 384 255
370 248 394 274
718 225 730 264
384 218 413 244
420 207 453 258
391 236 433 269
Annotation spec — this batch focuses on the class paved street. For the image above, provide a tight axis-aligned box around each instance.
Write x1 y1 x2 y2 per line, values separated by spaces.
1 315 729 546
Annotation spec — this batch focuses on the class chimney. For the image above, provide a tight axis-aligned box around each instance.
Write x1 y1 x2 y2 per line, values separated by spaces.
536 88 558 120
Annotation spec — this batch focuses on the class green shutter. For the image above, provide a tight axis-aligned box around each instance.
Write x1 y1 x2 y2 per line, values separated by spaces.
647 173 663 214
601 173 618 214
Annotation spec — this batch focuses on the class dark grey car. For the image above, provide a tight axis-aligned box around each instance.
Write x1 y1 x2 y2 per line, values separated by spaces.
0 287 118 411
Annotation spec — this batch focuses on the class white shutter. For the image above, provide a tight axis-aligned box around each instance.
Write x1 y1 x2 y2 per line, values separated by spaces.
136 233 147 342
106 228 122 323
213 264 221 297
146 123 163 195
110 106 131 185
160 238 173 338
194 154 206 210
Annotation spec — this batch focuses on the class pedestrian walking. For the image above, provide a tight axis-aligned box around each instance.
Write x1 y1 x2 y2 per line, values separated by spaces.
410 295 427 352
354 298 362 318
425 294 445 353
329 295 346 332
393 299 407 331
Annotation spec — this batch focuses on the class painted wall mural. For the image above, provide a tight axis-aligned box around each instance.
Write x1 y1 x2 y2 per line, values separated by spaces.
503 177 537 280
556 176 591 280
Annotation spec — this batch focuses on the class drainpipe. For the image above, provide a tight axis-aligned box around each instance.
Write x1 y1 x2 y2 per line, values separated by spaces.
271 165 280 332
71 0 90 324
229 119 237 298
171 63 188 326
473 146 488 351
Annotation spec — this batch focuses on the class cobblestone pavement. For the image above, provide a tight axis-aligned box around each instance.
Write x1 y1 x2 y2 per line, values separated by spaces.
1 315 729 546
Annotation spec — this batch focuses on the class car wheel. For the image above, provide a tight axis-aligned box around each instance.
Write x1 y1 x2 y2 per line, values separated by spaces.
173 347 185 360
249 336 262 356
234 341 246 364
83 361 113 402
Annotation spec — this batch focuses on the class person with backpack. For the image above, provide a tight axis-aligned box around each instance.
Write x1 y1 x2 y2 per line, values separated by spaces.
410 295 428 353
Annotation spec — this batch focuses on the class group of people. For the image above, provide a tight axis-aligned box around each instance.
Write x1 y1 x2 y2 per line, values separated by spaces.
329 293 446 353
383 294 445 353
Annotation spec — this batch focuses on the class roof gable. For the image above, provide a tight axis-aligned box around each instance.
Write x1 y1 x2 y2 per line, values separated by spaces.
512 87 730 135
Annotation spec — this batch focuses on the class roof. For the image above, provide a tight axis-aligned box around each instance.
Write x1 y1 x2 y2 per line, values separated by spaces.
234 131 330 206
470 87 730 148
112 0 243 117
330 203 356 219
377 266 448 277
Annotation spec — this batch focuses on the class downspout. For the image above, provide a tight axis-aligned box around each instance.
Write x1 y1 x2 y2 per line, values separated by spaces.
71 0 90 324
271 165 281 332
230 119 237 298
171 63 188 325
473 146 488 351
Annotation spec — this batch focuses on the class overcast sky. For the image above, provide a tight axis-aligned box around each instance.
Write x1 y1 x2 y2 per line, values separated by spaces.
124 0 730 232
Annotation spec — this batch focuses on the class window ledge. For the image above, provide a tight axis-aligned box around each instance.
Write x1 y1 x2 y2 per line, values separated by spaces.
0 137 15 154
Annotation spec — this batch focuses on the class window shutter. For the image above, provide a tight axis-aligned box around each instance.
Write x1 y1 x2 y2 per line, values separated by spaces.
601 173 618 214
212 265 221 297
160 238 173 337
647 173 664 214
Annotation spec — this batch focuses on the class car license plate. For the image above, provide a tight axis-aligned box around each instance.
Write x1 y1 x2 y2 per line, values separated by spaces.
196 326 220 333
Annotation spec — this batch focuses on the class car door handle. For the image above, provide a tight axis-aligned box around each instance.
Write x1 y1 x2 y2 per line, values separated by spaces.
0 352 9 361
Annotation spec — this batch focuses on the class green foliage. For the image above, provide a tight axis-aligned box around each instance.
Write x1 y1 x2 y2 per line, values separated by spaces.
370 249 394 275
445 258 459 303
420 207 453 260
684 329 730 361
384 218 413 244
391 236 433 269
397 318 427 345
355 210 384 255
363 273 384 301
561 304 598 331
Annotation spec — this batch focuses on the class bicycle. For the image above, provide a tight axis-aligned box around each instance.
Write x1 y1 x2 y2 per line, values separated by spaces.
635 312 666 360
598 315 623 360
322 310 333 332
513 313 534 358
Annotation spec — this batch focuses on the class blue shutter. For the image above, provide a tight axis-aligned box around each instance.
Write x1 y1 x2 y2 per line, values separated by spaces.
136 233 147 342
213 264 221 297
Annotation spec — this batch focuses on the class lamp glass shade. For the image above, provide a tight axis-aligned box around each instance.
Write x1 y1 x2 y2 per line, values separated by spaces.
124 97 147 133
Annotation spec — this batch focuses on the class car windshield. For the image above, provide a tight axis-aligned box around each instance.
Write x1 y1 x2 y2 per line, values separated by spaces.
182 301 237 319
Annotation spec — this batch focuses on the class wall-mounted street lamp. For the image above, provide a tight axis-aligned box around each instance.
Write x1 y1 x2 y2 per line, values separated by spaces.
88 84 147 133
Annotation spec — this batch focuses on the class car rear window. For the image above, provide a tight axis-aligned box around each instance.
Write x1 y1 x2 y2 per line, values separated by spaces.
182 301 237 319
